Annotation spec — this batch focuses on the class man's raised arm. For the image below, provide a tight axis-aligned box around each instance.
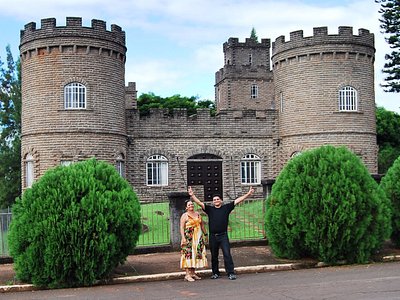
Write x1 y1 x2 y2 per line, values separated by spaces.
188 186 205 210
234 186 255 206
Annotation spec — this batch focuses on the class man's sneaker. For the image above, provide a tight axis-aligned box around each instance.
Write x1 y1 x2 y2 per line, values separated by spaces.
228 273 237 280
210 274 220 279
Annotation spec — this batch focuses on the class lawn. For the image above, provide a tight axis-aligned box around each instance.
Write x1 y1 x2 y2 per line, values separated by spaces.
0 200 266 253
137 199 265 246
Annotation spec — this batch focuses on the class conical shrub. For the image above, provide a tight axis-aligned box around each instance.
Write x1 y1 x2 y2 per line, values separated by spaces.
380 156 400 247
8 158 141 288
265 145 391 263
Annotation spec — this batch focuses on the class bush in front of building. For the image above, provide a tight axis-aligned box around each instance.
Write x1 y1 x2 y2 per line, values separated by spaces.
380 156 400 247
8 159 141 288
265 145 391 264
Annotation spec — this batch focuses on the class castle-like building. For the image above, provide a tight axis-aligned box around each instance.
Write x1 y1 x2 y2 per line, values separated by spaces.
20 17 377 201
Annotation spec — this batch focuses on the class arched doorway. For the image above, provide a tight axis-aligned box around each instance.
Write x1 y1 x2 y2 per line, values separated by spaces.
187 153 223 201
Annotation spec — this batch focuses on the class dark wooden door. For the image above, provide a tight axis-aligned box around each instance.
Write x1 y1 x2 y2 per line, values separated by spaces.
187 154 223 201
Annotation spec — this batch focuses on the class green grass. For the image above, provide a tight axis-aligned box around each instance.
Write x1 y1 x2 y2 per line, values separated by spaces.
138 202 170 246
0 200 266 252
137 199 266 246
0 230 9 256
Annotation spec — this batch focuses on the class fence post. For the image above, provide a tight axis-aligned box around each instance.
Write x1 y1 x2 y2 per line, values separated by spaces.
167 192 189 250
262 179 275 199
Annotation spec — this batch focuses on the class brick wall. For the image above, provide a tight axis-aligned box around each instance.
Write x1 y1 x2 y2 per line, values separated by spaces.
20 17 127 187
272 27 377 173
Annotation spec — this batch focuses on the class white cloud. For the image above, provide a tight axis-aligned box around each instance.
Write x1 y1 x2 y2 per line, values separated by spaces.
0 0 398 110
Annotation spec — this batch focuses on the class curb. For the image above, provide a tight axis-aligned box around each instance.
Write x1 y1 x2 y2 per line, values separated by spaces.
0 262 310 293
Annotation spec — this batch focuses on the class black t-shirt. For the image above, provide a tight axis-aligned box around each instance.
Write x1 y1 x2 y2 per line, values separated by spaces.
204 201 235 234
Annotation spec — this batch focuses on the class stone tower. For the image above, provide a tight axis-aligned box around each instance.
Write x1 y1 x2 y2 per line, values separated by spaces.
215 37 274 113
272 27 377 173
20 17 128 187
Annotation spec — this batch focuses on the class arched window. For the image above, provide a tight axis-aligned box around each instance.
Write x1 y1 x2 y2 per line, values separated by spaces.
290 151 302 158
338 86 358 111
25 154 34 188
116 154 125 177
146 155 168 186
241 154 261 184
64 82 86 109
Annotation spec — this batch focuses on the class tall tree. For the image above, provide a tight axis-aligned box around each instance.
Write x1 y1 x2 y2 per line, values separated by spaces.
250 27 258 42
0 45 21 208
376 106 400 173
376 0 400 92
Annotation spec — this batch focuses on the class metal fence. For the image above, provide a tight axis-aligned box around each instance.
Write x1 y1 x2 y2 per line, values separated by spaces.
0 207 12 256
0 196 266 256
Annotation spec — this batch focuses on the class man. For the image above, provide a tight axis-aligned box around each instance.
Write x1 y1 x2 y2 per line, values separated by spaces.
188 186 255 280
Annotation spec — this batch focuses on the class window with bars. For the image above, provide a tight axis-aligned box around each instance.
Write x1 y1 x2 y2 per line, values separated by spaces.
338 86 358 111
64 82 86 109
116 154 125 177
25 154 34 188
146 155 168 186
241 154 261 184
251 84 258 99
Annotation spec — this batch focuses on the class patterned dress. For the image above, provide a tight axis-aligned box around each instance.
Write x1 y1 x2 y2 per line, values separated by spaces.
180 214 208 269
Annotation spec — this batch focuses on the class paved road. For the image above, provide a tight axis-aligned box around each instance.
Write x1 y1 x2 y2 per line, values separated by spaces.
2 261 400 300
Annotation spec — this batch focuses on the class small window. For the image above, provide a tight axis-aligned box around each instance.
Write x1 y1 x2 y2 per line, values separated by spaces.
251 84 258 99
241 154 261 184
116 154 125 177
338 86 357 111
25 154 34 188
64 82 86 109
249 54 253 64
280 92 284 112
146 155 168 186
60 160 72 166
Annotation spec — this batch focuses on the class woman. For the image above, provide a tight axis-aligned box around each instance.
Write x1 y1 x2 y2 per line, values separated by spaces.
180 199 208 282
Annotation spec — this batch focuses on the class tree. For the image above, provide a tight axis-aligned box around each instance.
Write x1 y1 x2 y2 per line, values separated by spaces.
381 156 400 247
250 27 258 42
376 0 400 92
376 106 400 173
265 146 392 264
0 45 21 208
9 159 141 288
137 92 215 116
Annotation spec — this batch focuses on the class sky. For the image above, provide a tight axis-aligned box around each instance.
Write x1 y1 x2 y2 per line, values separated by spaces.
0 0 398 113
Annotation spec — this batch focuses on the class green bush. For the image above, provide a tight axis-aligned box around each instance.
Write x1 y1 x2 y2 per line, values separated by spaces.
380 156 400 247
8 159 141 288
265 145 391 264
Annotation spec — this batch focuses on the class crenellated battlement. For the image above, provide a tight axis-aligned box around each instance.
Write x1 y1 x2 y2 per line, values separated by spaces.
224 37 270 51
20 17 126 48
272 26 374 55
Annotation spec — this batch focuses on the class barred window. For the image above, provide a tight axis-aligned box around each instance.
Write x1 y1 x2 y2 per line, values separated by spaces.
116 154 125 177
251 84 258 99
338 86 358 111
64 82 86 109
241 154 261 184
146 155 168 186
25 154 34 188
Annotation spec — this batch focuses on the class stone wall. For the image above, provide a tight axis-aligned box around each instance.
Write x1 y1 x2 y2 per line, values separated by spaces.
126 109 278 201
20 17 127 187
272 27 377 173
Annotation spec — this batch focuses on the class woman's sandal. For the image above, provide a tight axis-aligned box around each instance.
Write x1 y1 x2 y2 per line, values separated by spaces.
184 275 195 282
192 274 201 280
